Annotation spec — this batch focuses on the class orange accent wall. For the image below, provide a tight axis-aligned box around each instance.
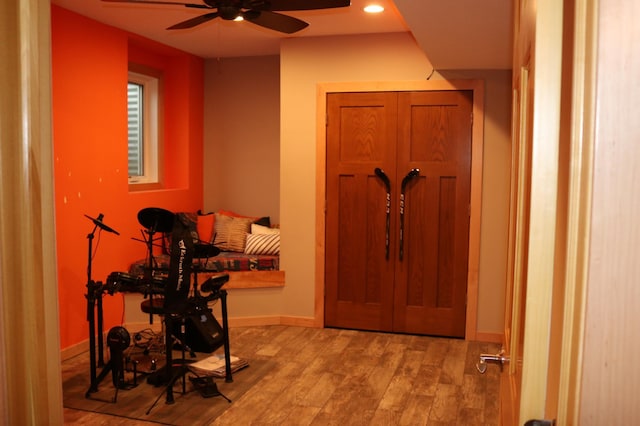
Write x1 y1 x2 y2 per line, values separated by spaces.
51 6 204 350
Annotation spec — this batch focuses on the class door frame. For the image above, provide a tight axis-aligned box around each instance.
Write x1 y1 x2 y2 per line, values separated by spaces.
314 80 485 340
500 0 596 423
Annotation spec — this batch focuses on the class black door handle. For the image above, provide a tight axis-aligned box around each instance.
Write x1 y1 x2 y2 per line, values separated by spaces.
374 168 391 260
399 168 419 261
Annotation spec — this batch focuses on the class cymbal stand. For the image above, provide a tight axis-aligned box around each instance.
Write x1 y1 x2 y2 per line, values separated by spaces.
84 216 120 400
139 226 161 325
84 216 106 395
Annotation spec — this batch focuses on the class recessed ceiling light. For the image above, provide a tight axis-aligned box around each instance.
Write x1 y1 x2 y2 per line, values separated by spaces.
364 4 385 14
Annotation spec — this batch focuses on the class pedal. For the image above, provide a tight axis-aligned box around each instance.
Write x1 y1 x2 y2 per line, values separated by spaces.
189 376 224 399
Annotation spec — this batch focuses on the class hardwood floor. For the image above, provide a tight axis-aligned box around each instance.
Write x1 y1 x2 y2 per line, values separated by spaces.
63 325 501 425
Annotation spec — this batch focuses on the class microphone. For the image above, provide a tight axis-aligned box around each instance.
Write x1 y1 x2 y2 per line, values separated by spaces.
107 326 130 389
85 213 120 235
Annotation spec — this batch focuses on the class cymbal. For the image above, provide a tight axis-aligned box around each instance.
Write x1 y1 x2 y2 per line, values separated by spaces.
84 213 120 235
137 207 175 233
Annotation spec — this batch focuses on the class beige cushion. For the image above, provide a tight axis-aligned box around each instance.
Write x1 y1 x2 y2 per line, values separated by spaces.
213 214 253 252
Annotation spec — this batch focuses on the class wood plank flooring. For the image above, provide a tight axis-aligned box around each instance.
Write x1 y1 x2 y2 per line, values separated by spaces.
63 325 501 425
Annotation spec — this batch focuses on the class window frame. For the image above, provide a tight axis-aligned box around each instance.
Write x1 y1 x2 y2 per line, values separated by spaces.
127 69 161 187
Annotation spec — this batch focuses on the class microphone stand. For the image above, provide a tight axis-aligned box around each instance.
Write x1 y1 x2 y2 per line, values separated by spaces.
144 225 157 325
85 220 103 397
83 213 121 400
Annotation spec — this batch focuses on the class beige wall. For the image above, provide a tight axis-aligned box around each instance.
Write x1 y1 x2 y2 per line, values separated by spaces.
440 69 513 333
203 55 281 223
203 55 284 318
281 32 436 319
203 32 512 336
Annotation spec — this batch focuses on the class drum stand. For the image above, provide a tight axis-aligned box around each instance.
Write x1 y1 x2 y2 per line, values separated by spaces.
134 207 175 325
146 289 232 415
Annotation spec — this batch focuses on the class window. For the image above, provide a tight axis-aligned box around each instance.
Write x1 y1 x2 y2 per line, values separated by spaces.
128 71 159 185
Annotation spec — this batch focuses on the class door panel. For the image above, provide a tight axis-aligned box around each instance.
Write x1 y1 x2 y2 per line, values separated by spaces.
393 91 472 337
325 92 397 331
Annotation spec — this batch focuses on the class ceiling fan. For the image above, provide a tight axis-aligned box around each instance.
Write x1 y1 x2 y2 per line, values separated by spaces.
101 0 351 34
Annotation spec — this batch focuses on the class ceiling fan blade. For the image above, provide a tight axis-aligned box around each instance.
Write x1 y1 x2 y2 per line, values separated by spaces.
244 10 308 34
101 0 211 9
267 0 350 11
167 12 220 29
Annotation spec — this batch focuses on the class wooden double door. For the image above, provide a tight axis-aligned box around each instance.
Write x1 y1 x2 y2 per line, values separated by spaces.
324 90 473 337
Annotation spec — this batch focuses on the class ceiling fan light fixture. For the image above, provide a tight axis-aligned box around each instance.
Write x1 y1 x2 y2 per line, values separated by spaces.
102 0 351 33
218 5 240 20
363 4 384 14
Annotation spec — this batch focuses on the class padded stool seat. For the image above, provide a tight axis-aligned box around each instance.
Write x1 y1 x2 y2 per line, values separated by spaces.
141 298 165 315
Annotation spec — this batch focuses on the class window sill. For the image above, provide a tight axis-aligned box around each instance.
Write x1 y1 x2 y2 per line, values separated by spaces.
128 182 163 192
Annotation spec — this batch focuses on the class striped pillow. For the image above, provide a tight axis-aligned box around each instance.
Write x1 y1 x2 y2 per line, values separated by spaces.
245 233 280 255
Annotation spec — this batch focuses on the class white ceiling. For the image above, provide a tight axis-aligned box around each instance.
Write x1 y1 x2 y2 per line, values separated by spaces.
50 0 512 69
51 0 410 59
394 0 512 70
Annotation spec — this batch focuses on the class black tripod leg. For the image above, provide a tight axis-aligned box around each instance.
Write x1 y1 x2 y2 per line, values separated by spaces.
112 367 122 403
220 390 231 403
147 382 170 414
86 299 97 395
147 330 177 413
85 280 103 396
220 290 233 383
165 315 175 405
97 291 104 366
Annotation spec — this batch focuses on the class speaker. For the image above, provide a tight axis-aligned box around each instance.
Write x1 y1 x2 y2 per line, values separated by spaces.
175 308 225 353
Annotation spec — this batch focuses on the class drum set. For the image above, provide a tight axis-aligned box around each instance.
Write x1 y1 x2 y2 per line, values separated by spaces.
83 207 232 404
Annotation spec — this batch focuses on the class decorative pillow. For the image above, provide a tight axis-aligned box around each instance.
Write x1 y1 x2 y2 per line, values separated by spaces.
196 210 215 244
251 223 280 235
254 216 271 227
213 213 253 252
245 233 280 255
217 209 270 227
